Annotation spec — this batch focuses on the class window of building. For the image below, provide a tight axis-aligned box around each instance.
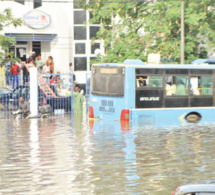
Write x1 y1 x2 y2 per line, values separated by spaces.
15 0 24 5
91 43 100 54
90 57 96 69
89 12 100 24
34 0 42 8
75 43 85 54
90 26 100 39
90 57 96 61
74 0 85 9
16 47 26 61
74 57 87 71
73 9 102 72
74 27 87 40
32 42 41 56
74 11 86 24
16 41 27 45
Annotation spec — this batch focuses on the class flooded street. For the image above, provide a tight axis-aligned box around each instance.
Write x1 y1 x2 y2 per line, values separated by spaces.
1 114 215 194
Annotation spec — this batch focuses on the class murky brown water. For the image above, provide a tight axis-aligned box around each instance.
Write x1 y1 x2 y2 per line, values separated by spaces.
1 114 215 194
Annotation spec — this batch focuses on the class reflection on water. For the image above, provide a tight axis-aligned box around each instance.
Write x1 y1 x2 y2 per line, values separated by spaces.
1 116 215 194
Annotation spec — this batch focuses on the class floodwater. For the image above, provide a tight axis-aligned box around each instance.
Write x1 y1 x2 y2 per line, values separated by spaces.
1 113 215 195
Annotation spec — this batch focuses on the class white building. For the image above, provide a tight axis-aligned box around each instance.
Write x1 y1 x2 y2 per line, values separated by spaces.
0 0 103 87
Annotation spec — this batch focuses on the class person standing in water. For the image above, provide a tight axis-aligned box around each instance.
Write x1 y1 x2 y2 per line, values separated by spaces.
73 85 84 115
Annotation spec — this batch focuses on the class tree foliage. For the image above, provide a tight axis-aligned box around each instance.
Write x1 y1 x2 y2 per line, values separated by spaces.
0 8 22 64
79 0 215 64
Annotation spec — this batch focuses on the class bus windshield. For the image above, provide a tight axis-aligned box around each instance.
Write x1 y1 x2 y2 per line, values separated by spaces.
91 66 125 97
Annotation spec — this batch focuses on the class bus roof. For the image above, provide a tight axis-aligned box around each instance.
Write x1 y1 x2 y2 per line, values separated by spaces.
126 63 215 69
123 59 145 65
92 63 215 70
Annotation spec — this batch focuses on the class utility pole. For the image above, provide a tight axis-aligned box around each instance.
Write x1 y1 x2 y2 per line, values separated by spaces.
181 0 185 64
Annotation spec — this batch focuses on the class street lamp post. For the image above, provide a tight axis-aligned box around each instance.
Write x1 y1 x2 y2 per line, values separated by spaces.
181 0 185 64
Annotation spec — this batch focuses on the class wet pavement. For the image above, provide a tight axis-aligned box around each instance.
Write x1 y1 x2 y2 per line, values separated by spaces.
1 114 215 194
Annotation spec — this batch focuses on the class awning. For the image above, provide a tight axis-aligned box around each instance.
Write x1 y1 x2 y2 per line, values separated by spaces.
5 33 57 42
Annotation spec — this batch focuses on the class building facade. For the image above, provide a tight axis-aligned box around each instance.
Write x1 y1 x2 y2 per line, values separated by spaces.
0 0 103 85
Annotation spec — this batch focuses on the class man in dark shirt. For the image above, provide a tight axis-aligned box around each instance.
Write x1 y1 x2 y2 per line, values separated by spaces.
18 96 30 118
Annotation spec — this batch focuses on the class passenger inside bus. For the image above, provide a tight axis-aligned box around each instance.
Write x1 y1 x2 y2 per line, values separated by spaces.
137 76 162 88
137 76 147 87
190 77 200 96
176 80 187 95
190 86 201 95
165 82 176 96
190 76 212 96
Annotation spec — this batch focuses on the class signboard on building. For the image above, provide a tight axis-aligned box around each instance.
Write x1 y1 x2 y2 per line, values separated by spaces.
147 53 161 64
23 10 51 29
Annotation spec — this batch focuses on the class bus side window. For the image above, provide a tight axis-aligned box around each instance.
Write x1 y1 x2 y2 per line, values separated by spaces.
165 76 176 96
165 83 176 96
190 76 212 96
190 77 200 95
136 76 147 87
176 82 186 95
165 76 188 96
136 75 162 88
149 76 162 87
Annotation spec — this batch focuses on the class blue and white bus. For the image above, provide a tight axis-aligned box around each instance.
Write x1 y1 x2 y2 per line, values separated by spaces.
88 60 215 124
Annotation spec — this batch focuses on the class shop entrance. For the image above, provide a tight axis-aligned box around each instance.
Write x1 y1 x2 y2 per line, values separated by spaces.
16 46 27 62
32 41 41 56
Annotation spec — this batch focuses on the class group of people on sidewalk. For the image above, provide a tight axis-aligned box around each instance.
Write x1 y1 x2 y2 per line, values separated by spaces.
0 53 55 89
0 61 21 89
0 52 84 116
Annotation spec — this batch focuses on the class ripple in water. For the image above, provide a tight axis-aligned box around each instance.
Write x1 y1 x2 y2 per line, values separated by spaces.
0 116 215 194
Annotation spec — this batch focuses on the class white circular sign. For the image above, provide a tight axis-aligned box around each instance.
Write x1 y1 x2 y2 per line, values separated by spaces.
23 10 51 29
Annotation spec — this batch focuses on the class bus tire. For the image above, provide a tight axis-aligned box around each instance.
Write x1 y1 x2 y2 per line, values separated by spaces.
185 112 202 122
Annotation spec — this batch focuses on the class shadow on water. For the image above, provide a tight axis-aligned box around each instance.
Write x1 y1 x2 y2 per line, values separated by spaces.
1 115 215 194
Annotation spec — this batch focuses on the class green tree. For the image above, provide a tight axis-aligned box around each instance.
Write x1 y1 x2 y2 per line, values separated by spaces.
0 8 22 64
80 0 215 64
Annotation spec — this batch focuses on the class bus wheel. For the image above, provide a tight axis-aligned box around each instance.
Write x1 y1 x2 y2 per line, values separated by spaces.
185 112 202 122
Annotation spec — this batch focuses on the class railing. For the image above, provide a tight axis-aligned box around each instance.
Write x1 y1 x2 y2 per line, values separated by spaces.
0 72 76 118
